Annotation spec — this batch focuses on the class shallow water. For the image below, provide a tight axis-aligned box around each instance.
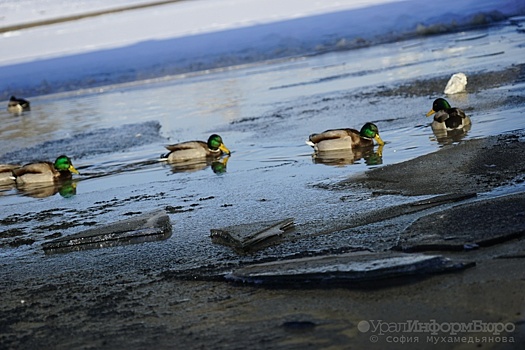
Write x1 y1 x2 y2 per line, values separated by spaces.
1 22 524 263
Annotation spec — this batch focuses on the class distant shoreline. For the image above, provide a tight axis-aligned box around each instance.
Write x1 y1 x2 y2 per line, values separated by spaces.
2 0 523 100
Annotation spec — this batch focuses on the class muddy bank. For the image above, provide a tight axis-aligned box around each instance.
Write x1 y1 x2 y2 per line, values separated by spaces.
363 63 525 98
1 129 525 350
334 132 525 196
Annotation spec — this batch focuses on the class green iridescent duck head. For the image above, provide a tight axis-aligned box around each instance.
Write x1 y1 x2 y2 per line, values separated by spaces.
207 134 231 155
54 155 80 174
426 98 452 117
359 123 385 145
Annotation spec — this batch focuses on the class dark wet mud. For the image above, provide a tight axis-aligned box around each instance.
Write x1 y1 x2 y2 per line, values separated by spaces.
2 129 524 349
364 63 525 98
336 132 525 196
400 192 525 252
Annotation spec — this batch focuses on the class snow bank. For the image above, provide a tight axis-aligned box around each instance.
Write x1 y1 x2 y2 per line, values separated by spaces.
0 0 156 28
1 0 523 99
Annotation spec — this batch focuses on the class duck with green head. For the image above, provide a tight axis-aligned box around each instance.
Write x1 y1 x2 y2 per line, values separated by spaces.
12 155 79 185
306 122 385 153
426 98 471 131
163 134 231 163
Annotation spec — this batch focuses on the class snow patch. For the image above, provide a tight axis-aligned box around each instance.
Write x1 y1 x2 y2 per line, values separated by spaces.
0 0 524 98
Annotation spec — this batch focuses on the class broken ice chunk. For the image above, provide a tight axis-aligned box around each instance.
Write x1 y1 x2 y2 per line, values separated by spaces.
42 210 172 254
226 252 473 285
210 218 295 254
444 72 467 94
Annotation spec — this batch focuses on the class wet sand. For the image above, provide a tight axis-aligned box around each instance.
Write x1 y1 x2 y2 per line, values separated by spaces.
339 132 525 196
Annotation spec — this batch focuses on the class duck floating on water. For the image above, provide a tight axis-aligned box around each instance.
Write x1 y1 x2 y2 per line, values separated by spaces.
7 96 31 115
0 164 20 187
163 134 231 163
306 122 385 153
12 155 79 185
426 98 471 132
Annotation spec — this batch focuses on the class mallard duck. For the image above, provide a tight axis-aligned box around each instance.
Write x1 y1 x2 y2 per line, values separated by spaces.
0 164 19 186
7 96 31 115
12 155 79 185
163 134 231 162
426 98 471 131
306 122 385 152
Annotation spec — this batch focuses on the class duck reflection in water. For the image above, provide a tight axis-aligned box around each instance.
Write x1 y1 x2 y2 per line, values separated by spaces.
431 123 472 145
17 180 77 198
166 156 230 174
211 156 229 174
312 145 383 166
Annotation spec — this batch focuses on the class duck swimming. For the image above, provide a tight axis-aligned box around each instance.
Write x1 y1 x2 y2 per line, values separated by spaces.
306 122 385 152
163 134 231 162
7 96 31 115
426 98 471 131
12 155 79 185
0 164 19 186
